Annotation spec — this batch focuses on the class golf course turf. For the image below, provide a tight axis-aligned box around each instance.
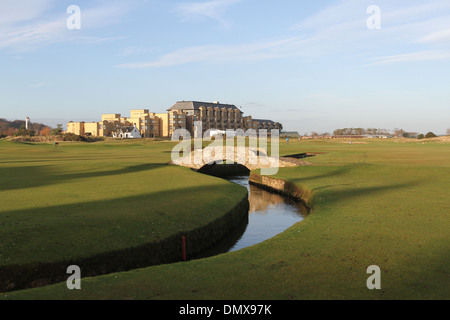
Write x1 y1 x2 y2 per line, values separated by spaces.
0 139 248 292
1 138 449 300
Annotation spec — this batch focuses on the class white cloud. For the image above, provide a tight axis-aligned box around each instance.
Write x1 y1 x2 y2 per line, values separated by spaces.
117 37 302 68
120 0 450 68
292 0 450 50
79 2 134 30
0 17 67 51
175 0 242 28
419 28 450 44
364 51 450 66
291 0 365 31
0 1 134 52
0 0 54 25
118 46 154 57
29 82 50 88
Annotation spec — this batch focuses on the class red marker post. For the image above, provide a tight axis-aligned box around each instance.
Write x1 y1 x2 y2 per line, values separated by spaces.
182 236 186 261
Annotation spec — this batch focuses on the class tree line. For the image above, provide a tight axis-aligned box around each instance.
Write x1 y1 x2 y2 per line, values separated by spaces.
332 128 391 136
332 128 446 139
0 119 63 139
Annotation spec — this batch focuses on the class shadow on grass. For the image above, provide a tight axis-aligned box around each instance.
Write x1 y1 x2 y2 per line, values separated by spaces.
0 156 162 165
312 180 423 206
401 245 450 299
312 184 355 191
0 163 167 192
0 183 249 293
288 166 353 184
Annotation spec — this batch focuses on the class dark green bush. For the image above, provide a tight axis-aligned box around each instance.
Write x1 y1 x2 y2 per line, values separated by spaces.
15 128 35 137
62 133 87 142
86 136 105 142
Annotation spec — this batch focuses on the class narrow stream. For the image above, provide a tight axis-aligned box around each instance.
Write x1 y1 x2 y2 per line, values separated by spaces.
226 175 308 252
196 175 307 258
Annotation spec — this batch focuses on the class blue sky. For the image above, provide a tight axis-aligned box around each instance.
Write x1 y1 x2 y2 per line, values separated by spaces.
0 0 449 134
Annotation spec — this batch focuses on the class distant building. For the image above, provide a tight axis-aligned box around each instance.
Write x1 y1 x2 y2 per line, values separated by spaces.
168 101 244 137
101 110 162 138
112 126 142 139
330 135 365 139
249 119 283 132
67 101 283 139
281 131 300 138
67 121 85 136
68 110 163 139
168 101 282 137
363 134 390 139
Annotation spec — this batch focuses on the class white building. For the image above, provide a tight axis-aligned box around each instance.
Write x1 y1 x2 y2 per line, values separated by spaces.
113 126 142 139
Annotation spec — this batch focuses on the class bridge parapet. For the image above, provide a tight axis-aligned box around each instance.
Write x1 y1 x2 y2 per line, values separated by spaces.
171 146 298 171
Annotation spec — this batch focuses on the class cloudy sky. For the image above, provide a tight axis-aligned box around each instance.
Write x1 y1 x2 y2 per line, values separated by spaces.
1 0 449 134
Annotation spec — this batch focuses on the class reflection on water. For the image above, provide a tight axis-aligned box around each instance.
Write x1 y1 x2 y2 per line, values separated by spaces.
226 175 307 252
194 175 307 260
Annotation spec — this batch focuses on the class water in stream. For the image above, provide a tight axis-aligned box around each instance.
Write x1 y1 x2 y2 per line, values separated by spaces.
226 175 308 252
196 175 307 258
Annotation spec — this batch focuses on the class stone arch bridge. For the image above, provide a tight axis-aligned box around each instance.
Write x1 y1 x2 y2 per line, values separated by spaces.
170 146 300 172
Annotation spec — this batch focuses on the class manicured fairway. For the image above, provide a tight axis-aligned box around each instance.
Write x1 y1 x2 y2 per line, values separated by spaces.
0 139 247 291
2 138 449 299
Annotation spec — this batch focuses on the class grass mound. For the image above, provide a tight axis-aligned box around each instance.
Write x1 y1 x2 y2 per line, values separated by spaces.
0 140 247 292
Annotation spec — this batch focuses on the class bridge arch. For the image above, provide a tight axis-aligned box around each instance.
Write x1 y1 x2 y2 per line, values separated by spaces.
196 161 250 177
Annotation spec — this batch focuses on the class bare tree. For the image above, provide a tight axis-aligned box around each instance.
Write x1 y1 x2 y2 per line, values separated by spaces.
393 128 406 138
447 128 450 136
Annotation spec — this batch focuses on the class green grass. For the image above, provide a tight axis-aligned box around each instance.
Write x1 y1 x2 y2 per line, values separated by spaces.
0 139 247 290
1 138 449 299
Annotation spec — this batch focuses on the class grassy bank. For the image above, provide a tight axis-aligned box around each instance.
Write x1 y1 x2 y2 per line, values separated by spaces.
0 139 248 291
2 138 449 299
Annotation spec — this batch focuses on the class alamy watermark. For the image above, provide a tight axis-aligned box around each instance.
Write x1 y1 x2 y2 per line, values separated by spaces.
67 5 81 30
366 265 381 290
66 265 81 290
367 5 381 30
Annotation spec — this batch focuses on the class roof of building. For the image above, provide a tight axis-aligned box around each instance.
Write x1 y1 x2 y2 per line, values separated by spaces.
116 126 138 133
168 101 242 112
252 119 280 125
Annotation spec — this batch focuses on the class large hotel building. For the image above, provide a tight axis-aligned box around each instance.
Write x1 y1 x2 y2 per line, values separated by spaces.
67 101 282 139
